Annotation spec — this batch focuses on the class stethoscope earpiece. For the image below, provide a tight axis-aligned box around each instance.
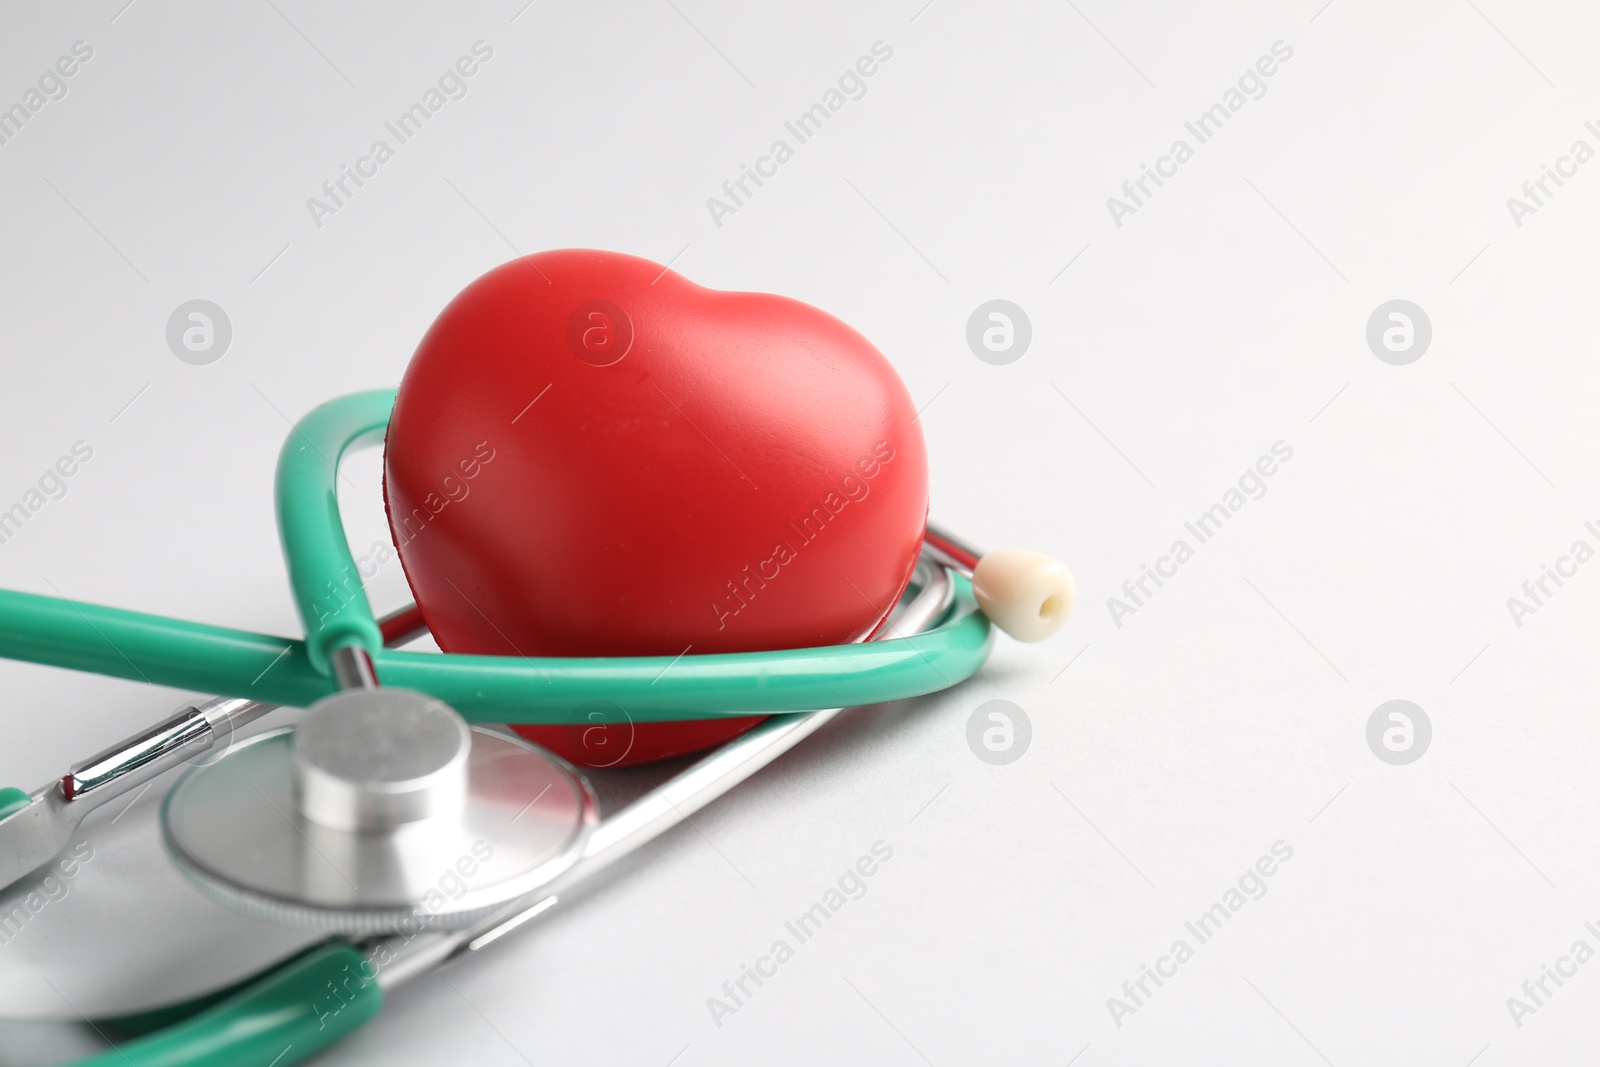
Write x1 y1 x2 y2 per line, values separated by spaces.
971 548 1076 644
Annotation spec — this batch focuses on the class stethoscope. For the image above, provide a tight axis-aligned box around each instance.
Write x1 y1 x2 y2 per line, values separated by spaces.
0 320 1072 1067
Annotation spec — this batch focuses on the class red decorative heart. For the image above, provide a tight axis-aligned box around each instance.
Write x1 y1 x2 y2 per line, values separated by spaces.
383 250 927 766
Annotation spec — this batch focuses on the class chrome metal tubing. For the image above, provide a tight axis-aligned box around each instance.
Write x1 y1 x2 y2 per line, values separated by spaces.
330 645 379 690
922 522 983 576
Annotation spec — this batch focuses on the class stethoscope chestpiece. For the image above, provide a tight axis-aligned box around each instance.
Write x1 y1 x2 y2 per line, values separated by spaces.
160 688 597 935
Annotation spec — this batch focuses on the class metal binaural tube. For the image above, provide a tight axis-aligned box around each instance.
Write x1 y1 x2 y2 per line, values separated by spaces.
922 523 982 574
330 645 380 691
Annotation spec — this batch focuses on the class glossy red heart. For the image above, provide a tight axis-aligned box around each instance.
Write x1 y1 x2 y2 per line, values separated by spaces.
383 249 928 766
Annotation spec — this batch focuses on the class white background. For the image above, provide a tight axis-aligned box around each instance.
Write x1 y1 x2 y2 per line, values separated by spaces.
3 0 1600 1064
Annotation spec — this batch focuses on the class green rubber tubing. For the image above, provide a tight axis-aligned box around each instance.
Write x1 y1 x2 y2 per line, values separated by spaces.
75 941 381 1067
0 391 993 723
276 389 392 675
0 786 28 819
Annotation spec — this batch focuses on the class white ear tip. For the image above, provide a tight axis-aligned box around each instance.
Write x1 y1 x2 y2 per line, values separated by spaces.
970 548 1075 642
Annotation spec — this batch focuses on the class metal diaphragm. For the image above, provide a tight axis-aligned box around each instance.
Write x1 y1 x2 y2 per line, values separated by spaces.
160 689 597 934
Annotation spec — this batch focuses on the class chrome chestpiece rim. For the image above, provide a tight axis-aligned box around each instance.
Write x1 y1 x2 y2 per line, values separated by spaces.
160 688 597 934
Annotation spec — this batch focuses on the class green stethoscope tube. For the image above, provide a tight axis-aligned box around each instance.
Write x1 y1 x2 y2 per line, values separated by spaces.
274 388 393 675
0 580 988 720
0 786 28 819
75 942 382 1067
0 391 993 721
